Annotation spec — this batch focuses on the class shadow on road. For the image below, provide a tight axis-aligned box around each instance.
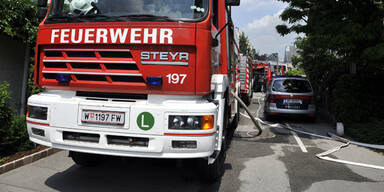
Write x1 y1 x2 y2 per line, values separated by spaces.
45 156 228 192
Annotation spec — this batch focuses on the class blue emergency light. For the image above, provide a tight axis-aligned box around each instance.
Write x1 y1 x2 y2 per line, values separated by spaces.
56 74 71 83
146 77 162 86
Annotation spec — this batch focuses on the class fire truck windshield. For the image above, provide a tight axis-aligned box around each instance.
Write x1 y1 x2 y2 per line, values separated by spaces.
46 0 208 23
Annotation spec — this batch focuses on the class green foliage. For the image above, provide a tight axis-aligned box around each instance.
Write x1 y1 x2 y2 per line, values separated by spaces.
0 82 14 140
239 32 250 55
8 115 34 151
28 63 43 96
331 75 368 123
287 68 305 76
346 119 384 145
277 0 384 123
239 32 257 59
0 82 34 156
0 157 6 164
290 55 302 68
0 0 42 97
0 0 39 45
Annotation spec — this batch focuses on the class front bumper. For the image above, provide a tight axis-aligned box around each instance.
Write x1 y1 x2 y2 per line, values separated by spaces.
27 91 218 159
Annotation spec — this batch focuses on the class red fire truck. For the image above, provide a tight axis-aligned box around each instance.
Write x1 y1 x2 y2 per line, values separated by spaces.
252 61 272 92
27 0 241 181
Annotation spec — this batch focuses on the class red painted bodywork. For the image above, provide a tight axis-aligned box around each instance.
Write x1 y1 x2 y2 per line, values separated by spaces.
34 0 236 96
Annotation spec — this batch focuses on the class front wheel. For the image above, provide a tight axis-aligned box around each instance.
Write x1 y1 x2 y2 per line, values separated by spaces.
198 93 230 182
198 150 226 183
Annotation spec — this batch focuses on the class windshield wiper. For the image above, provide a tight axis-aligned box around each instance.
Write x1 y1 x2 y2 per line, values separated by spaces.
47 14 111 22
78 14 109 18
116 14 177 21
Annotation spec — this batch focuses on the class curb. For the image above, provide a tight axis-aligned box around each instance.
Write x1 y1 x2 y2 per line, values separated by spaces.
0 148 61 175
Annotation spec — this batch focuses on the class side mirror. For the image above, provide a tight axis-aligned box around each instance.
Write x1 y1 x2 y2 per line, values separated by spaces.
38 7 48 20
38 0 47 7
225 0 240 6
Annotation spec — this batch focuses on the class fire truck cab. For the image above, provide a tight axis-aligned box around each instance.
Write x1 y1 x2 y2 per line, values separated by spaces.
28 0 241 181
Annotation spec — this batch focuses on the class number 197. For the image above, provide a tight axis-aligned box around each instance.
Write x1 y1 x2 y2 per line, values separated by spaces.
166 73 187 84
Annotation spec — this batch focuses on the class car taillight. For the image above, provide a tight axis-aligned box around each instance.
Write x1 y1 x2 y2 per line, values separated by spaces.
268 94 276 103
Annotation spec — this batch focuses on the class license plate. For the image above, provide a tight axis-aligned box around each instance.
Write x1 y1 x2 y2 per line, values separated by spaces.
284 99 302 104
81 110 125 125
286 105 301 109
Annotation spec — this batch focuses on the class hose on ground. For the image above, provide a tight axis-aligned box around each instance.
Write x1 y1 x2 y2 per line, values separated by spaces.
231 91 262 137
232 92 384 170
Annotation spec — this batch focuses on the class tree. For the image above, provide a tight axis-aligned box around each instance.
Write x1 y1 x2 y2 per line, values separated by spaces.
276 0 384 123
0 0 38 45
239 32 250 55
0 0 37 156
239 31 257 59
290 55 301 68
276 0 384 74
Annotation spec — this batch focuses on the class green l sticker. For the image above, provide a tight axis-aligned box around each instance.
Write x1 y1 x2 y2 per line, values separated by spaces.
137 112 154 131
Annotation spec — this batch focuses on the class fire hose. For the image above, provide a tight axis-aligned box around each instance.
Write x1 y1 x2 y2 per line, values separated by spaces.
231 91 384 170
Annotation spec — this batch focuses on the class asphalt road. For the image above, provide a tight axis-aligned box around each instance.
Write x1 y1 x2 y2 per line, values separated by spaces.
1 93 383 192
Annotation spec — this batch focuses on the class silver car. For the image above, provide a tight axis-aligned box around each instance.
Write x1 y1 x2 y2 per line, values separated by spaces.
264 76 316 121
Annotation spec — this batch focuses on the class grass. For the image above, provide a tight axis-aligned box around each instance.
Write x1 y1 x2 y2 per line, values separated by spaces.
0 157 7 164
345 119 384 145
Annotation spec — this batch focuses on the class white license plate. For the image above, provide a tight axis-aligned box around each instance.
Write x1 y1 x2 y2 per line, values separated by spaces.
287 105 301 109
81 110 125 125
284 99 302 104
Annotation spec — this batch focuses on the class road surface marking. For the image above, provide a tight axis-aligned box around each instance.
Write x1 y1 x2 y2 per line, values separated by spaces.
288 125 308 153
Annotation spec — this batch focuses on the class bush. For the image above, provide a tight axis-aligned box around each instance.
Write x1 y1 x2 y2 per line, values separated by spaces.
8 115 34 151
331 74 383 123
331 75 365 123
0 82 34 157
0 82 14 141
346 119 384 145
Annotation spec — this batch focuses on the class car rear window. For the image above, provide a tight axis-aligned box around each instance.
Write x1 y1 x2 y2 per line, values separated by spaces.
272 79 312 93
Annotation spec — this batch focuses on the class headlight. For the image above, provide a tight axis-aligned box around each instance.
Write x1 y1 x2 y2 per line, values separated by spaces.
168 115 214 130
27 105 48 120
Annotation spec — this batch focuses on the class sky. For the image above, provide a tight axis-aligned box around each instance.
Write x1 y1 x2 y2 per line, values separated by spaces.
231 0 299 60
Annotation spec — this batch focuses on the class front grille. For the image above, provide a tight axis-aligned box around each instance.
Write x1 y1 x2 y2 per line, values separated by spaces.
66 51 96 57
41 48 144 84
70 62 101 69
63 131 100 143
107 135 149 147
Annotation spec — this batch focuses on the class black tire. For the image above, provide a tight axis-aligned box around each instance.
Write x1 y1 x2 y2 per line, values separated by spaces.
198 94 229 182
198 150 226 183
69 151 102 166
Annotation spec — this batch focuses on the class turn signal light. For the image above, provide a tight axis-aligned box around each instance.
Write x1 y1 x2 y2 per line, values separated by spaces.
202 115 214 130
